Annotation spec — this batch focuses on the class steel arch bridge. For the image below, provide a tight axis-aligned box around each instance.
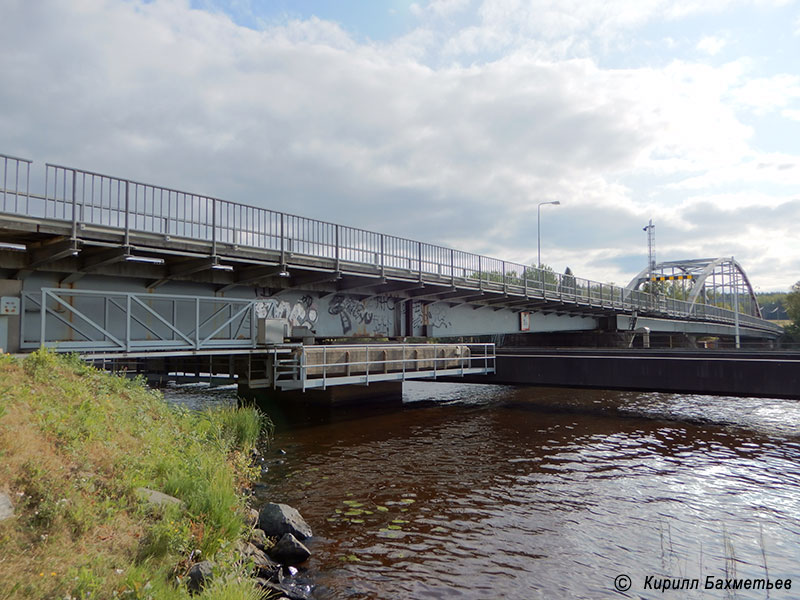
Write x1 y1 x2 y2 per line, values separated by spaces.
626 258 763 319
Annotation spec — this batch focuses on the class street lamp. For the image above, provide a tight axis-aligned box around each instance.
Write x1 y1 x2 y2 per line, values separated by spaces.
537 200 561 268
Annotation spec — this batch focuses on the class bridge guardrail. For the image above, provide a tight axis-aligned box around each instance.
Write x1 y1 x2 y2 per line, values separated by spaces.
0 153 783 336
21 288 257 353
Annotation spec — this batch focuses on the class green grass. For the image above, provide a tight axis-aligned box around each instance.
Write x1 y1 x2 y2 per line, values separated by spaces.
0 349 271 599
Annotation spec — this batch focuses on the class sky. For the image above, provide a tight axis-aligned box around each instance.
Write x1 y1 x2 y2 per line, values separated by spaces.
2 0 800 291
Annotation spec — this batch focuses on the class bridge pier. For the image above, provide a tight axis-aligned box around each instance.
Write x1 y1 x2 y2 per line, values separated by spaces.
487 349 800 399
238 381 404 427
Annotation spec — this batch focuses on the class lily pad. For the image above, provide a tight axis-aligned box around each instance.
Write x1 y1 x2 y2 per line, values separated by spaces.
350 518 365 524
376 506 389 512
377 528 405 539
340 554 361 562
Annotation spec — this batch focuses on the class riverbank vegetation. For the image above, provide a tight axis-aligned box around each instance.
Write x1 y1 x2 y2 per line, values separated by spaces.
0 349 270 599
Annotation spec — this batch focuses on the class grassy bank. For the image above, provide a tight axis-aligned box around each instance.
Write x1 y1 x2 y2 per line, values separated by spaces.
0 349 269 599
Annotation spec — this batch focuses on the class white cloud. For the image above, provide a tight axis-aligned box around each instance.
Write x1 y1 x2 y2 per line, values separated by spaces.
696 35 727 55
732 74 800 115
0 0 798 290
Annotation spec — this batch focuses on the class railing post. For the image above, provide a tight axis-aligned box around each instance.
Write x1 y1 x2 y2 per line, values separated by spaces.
418 241 422 280
124 180 130 247
280 213 285 265
211 200 217 257
335 224 340 271
380 234 385 276
524 267 528 297
2 158 7 209
40 290 47 349
450 248 455 285
71 170 78 240
126 294 132 352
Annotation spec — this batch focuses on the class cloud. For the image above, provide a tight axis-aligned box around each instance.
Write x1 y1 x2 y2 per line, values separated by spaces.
696 35 727 55
0 0 798 291
732 74 800 115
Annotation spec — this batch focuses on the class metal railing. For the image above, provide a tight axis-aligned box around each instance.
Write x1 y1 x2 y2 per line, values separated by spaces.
274 342 496 390
0 154 31 215
0 153 783 336
21 288 257 352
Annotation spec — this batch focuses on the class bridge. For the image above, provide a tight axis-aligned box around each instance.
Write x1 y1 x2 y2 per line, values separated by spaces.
0 152 784 399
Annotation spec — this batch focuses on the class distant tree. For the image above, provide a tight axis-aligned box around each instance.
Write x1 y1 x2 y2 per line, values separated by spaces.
756 291 788 320
786 282 800 332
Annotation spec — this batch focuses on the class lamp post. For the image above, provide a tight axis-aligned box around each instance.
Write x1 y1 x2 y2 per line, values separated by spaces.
537 200 560 268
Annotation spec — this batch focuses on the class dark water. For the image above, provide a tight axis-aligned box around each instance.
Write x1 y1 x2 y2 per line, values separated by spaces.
164 382 800 599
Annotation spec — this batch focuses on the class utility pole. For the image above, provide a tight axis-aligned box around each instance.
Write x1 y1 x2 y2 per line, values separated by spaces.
643 220 656 282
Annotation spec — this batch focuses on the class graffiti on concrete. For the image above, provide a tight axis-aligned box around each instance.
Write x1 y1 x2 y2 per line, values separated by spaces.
326 294 450 335
255 295 318 328
411 302 451 330
328 294 375 335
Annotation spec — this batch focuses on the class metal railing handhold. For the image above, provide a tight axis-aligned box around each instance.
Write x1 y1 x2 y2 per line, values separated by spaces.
0 155 782 336
22 288 257 353
273 342 496 390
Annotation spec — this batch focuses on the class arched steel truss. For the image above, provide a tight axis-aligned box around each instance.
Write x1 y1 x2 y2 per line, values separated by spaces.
626 258 763 319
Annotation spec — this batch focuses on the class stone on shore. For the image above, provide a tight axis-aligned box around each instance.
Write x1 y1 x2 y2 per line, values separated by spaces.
134 487 185 509
257 580 313 600
0 493 14 521
186 560 214 593
237 540 281 579
245 507 260 528
269 533 311 566
258 503 312 540
249 527 269 550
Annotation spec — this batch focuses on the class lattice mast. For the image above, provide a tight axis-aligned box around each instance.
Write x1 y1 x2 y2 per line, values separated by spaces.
644 220 655 281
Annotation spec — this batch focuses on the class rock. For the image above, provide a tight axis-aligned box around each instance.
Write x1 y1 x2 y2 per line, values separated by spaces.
186 560 214 593
237 540 281 579
258 503 312 540
249 527 269 550
135 487 184 509
0 493 14 521
269 533 311 566
245 507 260 528
257 581 313 600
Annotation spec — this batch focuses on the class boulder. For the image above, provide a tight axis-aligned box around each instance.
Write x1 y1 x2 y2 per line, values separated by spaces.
249 527 269 550
257 581 313 600
257 503 312 540
237 540 281 579
0 493 14 521
186 560 214 593
245 507 260 528
135 487 184 509
269 533 311 566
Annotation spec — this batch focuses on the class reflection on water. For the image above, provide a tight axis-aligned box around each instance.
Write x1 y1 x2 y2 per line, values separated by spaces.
166 382 800 599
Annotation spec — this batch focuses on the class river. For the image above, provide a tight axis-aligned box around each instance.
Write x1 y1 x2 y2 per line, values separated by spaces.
164 382 800 599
